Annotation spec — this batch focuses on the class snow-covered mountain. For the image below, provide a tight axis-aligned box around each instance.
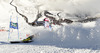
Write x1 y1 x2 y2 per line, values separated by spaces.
0 0 100 53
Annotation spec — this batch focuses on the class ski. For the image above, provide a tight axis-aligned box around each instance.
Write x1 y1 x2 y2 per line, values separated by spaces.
10 40 33 44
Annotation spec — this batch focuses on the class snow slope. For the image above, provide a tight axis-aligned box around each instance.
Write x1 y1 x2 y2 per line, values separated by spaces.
0 0 100 53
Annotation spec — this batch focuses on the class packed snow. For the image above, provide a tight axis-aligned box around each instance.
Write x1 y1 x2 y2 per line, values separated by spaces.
0 0 100 53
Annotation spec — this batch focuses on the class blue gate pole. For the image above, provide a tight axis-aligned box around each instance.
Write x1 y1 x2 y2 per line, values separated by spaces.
8 16 11 41
17 16 19 40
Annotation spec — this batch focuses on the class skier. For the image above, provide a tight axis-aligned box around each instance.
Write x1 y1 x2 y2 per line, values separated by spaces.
44 18 52 30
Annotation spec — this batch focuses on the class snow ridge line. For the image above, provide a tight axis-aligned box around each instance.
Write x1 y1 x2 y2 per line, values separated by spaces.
10 0 100 27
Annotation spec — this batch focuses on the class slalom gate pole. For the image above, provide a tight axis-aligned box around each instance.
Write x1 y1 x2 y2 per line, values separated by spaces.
17 16 19 40
8 16 12 41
